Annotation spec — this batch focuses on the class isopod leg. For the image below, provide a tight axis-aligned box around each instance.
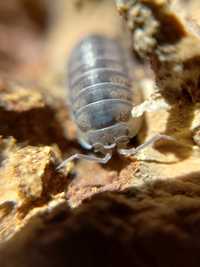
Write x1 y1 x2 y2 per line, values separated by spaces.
118 134 175 156
57 152 112 170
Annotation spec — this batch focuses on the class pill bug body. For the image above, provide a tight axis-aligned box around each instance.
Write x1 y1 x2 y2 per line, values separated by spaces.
67 34 142 154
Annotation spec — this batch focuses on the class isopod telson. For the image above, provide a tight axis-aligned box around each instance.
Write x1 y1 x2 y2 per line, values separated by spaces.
58 35 172 169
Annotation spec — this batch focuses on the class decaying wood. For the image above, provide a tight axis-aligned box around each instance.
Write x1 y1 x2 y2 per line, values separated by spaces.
1 0 200 266
116 0 200 102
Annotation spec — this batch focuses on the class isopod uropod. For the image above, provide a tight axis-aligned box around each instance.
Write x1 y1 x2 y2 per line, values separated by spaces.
58 34 171 169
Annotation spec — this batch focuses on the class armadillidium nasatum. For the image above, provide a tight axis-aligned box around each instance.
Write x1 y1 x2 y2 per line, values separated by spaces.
58 34 172 168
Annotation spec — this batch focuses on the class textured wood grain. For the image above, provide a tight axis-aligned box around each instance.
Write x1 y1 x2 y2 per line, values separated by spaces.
0 1 200 266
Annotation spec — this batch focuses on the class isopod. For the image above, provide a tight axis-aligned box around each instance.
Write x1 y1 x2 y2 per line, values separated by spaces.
58 34 172 169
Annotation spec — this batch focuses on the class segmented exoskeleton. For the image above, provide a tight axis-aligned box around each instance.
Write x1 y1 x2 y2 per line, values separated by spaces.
58 34 171 169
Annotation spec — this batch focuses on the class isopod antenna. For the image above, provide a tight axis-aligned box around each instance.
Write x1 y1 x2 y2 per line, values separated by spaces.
57 152 112 170
118 134 175 156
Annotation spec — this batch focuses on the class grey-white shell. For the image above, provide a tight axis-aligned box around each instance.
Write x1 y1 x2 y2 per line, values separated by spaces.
67 34 142 152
